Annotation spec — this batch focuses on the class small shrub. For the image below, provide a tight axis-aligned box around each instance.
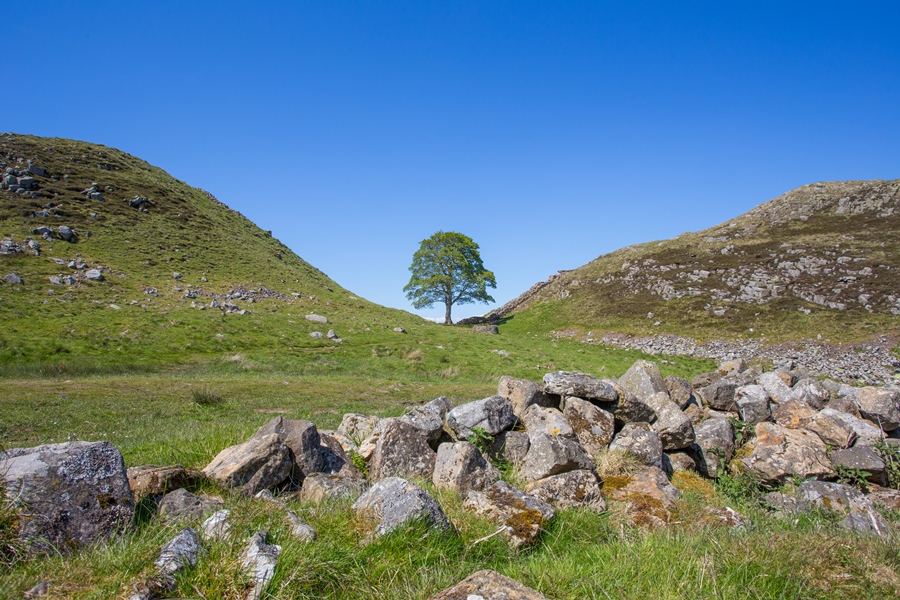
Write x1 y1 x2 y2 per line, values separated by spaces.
715 469 767 504
467 426 494 453
190 387 223 406
349 450 368 478
833 464 870 492
873 441 900 489
729 416 756 448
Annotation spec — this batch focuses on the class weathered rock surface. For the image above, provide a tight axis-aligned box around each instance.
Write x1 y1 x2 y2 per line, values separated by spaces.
523 469 606 512
840 511 893 537
789 378 830 410
855 387 900 431
772 398 818 429
498 375 556 416
543 371 618 401
664 375 694 409
488 430 530 467
199 509 231 541
605 466 681 529
464 480 555 547
446 395 516 439
254 416 324 480
129 527 201 600
352 477 451 536
126 464 204 502
202 433 293 495
609 423 663 469
433 441 500 493
830 446 886 484
157 488 224 523
399 396 453 447
319 432 363 478
758 372 794 404
741 422 832 483
521 405 574 438
1 441 134 554
796 480 871 514
519 432 594 481
644 392 695 450
617 360 669 401
242 531 282 600
368 419 436 482
695 378 737 411
287 510 318 541
734 384 771 424
807 407 884 448
429 570 548 600
338 413 380 444
692 417 734 478
609 386 656 425
299 472 368 503
562 396 615 457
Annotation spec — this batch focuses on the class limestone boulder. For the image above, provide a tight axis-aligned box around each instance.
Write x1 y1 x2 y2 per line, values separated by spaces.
126 464 204 502
520 404 574 438
352 477 451 536
519 432 594 482
740 422 832 484
523 469 606 512
644 391 695 450
830 446 886 485
157 488 223 523
202 433 293 495
498 376 556 416
429 570 548 600
0 441 134 554
796 480 871 514
695 378 737 411
368 419 436 482
605 466 680 529
617 360 668 401
609 423 663 470
543 371 618 401
399 396 452 448
840 512 893 538
488 431 530 467
758 372 793 404
254 416 324 480
734 385 771 424
789 378 830 410
464 480 555 547
337 413 380 445
692 417 734 479
562 396 615 457
299 472 368 503
664 375 694 409
433 441 500 493
609 385 656 425
772 398 817 429
446 395 516 439
855 387 900 431
807 408 884 449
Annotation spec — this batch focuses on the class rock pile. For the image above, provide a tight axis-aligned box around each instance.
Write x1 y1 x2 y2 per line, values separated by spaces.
2 163 44 198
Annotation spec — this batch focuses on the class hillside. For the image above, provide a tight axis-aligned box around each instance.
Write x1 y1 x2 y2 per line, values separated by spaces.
494 180 900 345
0 133 422 366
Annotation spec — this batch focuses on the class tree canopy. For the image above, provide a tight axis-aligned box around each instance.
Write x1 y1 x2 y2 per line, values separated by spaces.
403 231 497 325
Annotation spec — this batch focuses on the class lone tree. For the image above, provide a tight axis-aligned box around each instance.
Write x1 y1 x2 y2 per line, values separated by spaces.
404 231 497 325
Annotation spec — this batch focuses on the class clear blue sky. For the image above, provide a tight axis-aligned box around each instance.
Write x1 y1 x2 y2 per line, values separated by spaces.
3 1 898 321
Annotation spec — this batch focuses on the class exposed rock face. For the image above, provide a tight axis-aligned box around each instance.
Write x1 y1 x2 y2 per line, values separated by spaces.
855 387 900 431
1 441 134 554
609 423 663 469
446 395 516 439
519 432 594 482
790 378 830 410
202 433 293 495
254 416 324 480
520 405 574 438
523 469 606 512
464 480 556 547
432 441 500 492
157 488 223 523
429 570 548 600
562 396 615 457
368 419 437 482
126 464 204 502
352 477 451 536
605 466 681 529
543 371 618 401
498 376 556 416
796 480 870 514
692 417 734 478
610 386 656 425
758 372 793 404
741 422 832 484
399 396 453 447
617 360 668 400
643 392 694 450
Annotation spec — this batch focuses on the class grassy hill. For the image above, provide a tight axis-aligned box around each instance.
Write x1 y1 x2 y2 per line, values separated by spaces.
493 179 900 343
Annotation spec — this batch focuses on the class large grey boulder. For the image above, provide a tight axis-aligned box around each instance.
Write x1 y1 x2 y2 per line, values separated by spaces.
790 378 830 410
644 392 694 450
399 396 452 447
446 395 516 439
464 480 555 547
664 375 694 409
855 387 900 431
796 480 871 514
543 371 618 401
562 396 615 457
520 405 574 438
605 466 681 529
830 446 886 485
3 273 23 285
740 422 832 484
254 416 324 480
157 488 223 523
429 569 548 600
202 433 293 495
1 441 134 554
758 372 793 404
352 477 451 536
523 469 606 513
692 417 735 478
772 398 818 429
807 408 884 448
734 385 771 424
617 360 668 401
695 378 737 411
368 419 436 482
432 441 500 493
337 413 380 444
498 376 556 416
57 225 76 242
609 423 663 470
610 385 656 425
519 432 594 482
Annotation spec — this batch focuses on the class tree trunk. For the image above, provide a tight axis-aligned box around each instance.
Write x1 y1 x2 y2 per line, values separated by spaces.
444 302 453 325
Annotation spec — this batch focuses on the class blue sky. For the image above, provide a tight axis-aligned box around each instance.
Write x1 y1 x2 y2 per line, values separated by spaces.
2 1 898 321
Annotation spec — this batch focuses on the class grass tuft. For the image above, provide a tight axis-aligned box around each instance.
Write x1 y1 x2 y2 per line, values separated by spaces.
190 387 223 406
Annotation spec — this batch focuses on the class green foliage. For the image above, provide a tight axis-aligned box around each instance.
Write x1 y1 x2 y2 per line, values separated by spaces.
467 426 494 453
403 231 496 324
349 450 368 478
873 441 900 489
190 386 222 406
714 469 768 504
833 464 870 492
728 416 756 449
